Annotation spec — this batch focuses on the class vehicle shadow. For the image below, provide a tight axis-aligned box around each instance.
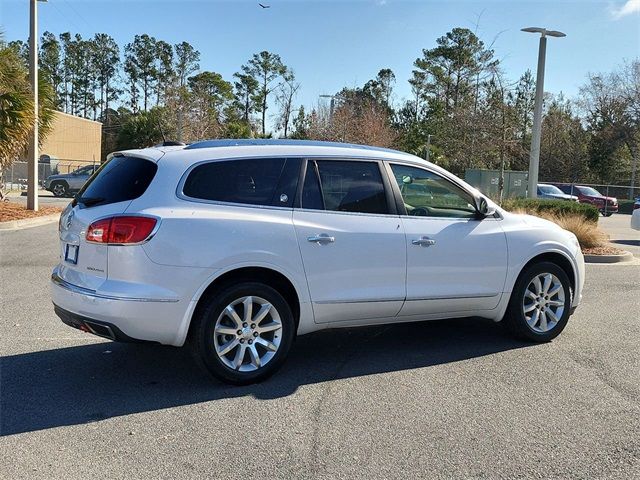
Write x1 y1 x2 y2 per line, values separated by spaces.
611 239 640 247
1 317 531 436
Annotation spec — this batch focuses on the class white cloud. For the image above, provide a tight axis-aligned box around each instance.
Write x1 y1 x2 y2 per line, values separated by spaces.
612 0 640 19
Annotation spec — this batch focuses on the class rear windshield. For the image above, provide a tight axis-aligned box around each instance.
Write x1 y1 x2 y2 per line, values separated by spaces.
73 155 157 208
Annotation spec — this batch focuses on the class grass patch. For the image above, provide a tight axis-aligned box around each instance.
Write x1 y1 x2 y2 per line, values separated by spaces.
0 202 62 222
545 213 607 248
503 199 609 250
502 198 600 223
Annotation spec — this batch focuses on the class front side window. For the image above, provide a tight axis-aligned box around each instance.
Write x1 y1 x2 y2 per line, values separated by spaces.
391 164 476 218
302 160 388 215
182 158 299 207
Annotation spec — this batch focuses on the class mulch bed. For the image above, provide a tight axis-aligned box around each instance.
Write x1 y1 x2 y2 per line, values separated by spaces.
0 202 62 222
582 245 627 256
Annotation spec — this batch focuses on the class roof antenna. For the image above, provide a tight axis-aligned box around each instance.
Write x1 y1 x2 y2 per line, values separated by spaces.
155 117 185 147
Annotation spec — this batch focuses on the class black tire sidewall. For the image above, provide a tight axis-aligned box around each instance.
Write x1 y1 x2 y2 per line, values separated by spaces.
192 282 295 385
507 261 572 342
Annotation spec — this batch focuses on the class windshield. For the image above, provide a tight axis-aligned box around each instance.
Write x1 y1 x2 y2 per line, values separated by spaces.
539 185 564 195
579 186 602 196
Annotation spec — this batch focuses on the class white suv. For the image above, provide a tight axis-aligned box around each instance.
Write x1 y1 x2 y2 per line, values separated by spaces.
51 140 585 384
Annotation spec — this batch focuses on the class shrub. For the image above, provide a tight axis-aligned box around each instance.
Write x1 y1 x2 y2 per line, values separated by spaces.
546 214 607 248
618 199 637 215
501 198 600 223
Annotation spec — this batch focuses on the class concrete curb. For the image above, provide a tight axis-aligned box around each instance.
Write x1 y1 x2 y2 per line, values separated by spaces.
0 214 59 231
584 250 634 264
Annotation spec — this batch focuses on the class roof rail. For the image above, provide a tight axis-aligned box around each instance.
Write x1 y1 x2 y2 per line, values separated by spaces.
183 138 401 154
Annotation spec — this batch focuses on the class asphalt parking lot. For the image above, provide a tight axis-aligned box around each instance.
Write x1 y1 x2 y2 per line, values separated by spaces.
1 222 639 479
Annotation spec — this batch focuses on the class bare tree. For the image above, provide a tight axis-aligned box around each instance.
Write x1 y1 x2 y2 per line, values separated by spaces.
276 70 300 138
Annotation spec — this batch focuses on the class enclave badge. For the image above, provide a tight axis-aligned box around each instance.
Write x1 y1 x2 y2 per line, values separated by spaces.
66 210 74 229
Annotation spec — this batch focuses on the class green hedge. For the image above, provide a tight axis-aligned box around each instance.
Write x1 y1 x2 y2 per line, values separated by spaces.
501 198 600 223
618 200 636 215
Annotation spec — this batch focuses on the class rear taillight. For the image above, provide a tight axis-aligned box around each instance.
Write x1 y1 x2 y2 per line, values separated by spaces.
86 216 157 244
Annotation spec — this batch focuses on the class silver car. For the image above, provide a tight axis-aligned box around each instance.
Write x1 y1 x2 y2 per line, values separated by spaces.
44 164 98 197
537 183 578 202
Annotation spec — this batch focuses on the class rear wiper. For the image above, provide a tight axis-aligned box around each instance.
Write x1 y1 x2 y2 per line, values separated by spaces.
75 196 105 207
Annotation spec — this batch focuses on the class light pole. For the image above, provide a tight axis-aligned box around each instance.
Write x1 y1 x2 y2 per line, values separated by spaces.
521 27 565 199
319 94 338 120
425 134 432 162
27 0 47 211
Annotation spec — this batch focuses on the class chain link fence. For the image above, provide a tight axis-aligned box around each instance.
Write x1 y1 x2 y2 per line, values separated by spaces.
1 159 99 192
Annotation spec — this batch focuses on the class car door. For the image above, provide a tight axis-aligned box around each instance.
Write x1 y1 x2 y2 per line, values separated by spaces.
387 162 508 317
293 159 406 324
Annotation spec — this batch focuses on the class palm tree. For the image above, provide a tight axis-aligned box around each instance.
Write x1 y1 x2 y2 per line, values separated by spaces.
0 36 55 170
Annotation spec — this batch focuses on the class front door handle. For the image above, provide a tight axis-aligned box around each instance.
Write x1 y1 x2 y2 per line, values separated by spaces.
307 234 335 244
412 236 436 247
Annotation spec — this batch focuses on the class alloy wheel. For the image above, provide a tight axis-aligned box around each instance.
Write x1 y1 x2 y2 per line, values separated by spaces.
213 295 283 372
52 184 66 197
522 273 566 333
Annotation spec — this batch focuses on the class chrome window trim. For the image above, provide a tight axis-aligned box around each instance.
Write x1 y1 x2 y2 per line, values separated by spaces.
175 154 407 211
295 207 400 219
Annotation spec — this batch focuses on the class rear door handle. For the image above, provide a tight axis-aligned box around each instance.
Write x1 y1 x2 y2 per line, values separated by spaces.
307 234 335 244
412 236 436 247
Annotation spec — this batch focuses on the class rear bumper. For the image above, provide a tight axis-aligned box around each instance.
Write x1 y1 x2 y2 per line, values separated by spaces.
53 304 150 343
51 266 191 346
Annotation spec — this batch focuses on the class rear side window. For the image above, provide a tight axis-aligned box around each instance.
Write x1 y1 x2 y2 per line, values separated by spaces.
74 155 157 208
310 160 388 215
182 158 300 207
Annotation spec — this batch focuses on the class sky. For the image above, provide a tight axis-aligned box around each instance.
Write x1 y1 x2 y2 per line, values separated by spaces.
1 0 639 117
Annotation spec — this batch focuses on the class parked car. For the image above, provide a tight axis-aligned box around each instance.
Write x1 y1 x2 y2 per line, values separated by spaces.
555 184 618 216
631 197 640 231
51 140 585 384
537 183 578 202
43 164 98 197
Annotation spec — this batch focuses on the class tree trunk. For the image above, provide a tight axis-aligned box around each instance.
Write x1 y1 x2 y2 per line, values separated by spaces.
628 139 639 199
144 78 148 111
105 77 110 114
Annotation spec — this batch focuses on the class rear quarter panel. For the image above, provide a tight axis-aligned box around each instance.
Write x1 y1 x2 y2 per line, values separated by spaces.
124 159 312 335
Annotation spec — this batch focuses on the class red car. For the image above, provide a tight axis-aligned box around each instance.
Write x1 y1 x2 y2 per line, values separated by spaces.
556 185 618 216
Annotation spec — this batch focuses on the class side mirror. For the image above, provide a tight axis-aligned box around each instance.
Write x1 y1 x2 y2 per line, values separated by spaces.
475 196 496 218
402 175 413 185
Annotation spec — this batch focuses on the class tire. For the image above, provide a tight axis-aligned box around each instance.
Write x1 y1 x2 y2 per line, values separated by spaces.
603 212 613 217
51 181 69 198
503 261 572 342
188 282 295 385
